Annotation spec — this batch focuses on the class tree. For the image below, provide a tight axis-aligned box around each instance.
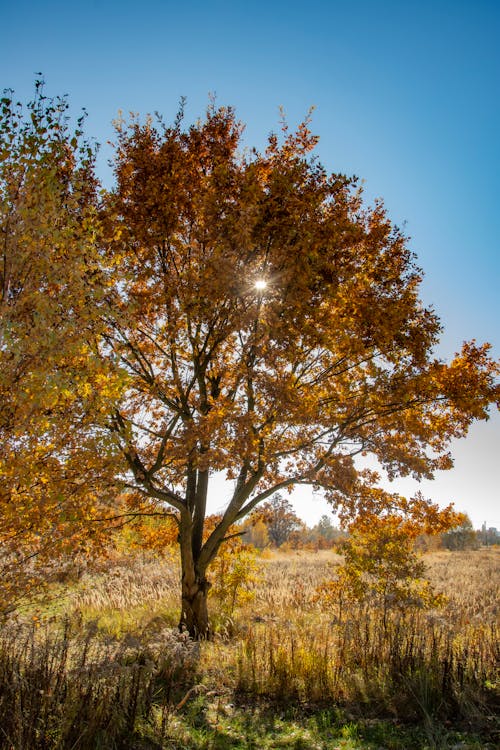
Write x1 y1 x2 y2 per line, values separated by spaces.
317 504 450 628
0 84 122 614
314 515 339 544
256 494 304 547
242 517 269 549
442 514 479 551
98 103 498 637
3 91 498 634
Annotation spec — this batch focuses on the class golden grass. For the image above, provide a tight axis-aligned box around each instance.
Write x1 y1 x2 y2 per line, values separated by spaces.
205 547 499 724
1 546 498 747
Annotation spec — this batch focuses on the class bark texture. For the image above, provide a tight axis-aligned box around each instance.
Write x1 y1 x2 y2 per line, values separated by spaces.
180 575 210 639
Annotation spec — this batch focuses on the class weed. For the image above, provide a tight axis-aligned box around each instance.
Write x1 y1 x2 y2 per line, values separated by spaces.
0 615 198 749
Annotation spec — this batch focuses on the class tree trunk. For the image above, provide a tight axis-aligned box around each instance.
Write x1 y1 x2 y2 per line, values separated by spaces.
180 575 211 639
178 504 212 639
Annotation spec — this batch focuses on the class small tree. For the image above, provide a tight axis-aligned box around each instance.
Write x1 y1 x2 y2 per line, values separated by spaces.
317 498 452 627
208 528 260 621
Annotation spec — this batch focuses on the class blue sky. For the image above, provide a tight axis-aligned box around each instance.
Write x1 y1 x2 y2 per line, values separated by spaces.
2 0 499 528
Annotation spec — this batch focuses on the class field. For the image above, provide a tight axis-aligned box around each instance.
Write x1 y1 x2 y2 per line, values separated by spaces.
0 548 498 749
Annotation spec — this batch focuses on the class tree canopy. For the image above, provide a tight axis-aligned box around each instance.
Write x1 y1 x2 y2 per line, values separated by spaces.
255 494 304 547
101 103 498 634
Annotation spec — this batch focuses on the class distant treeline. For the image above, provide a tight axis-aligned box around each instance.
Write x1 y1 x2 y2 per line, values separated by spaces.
241 496 499 552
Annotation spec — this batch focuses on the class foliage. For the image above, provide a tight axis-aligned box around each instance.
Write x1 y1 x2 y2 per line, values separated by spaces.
442 515 480 551
242 517 270 548
100 101 498 634
285 513 345 550
0 82 124 616
207 534 260 622
316 500 457 623
314 513 339 542
116 496 180 555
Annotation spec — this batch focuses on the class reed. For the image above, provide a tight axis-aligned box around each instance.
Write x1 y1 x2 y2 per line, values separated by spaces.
233 548 499 733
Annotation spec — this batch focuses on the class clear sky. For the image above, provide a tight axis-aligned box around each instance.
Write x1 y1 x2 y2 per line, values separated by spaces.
2 0 499 528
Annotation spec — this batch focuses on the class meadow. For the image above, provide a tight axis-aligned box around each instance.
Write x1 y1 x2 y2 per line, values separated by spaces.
0 547 498 749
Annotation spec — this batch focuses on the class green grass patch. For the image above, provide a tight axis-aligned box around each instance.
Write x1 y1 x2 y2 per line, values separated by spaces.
141 699 495 749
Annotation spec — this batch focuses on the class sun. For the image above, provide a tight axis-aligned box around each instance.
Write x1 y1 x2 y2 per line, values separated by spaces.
254 279 267 291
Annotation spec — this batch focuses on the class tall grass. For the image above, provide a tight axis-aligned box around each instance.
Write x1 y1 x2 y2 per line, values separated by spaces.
0 548 497 747
236 610 498 721
233 548 499 736
0 616 198 749
72 551 180 615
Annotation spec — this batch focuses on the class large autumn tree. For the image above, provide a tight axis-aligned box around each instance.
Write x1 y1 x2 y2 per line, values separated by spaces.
101 105 498 636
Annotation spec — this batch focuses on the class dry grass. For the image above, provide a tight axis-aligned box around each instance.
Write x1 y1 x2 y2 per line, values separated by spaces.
248 548 342 619
51 550 182 640
73 551 181 614
425 549 499 619
2 546 497 748
0 615 199 749
205 547 499 734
